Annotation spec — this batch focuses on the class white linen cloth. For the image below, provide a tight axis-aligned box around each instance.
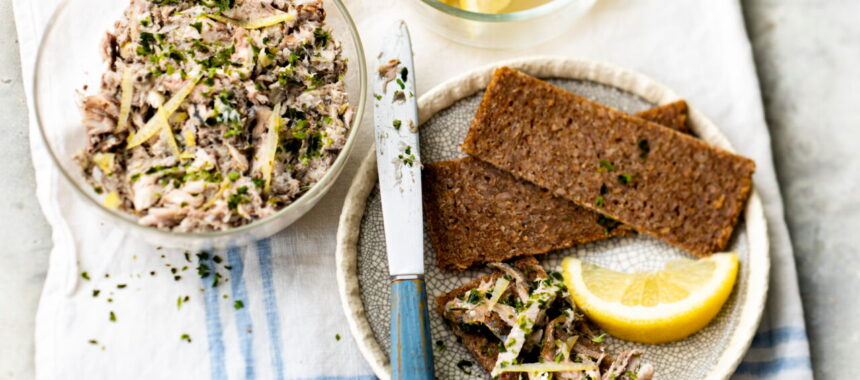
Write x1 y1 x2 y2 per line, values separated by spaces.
13 0 812 378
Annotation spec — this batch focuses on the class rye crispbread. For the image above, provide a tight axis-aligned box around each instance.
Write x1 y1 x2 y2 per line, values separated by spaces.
424 102 689 271
462 67 755 256
637 100 690 134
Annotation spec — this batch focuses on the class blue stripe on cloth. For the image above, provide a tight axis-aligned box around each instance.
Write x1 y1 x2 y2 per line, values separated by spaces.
748 327 808 348
202 252 227 380
257 238 285 380
228 247 256 380
735 356 812 376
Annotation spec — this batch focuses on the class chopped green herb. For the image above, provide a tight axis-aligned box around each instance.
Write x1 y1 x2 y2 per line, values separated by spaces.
335 333 341 341
456 360 473 375
591 333 607 343
618 173 635 185
392 120 402 130
596 195 605 207
81 272 91 281
313 28 331 47
395 78 405 90
597 215 621 234
288 52 300 66
252 178 264 189
177 295 190 310
197 262 212 278
137 32 156 56
398 145 417 167
466 289 481 304
233 300 244 310
228 171 240 181
88 339 98 345
190 22 203 33
92 289 100 297
198 45 237 70
638 139 650 160
109 311 116 322
374 94 382 101
227 189 252 209
199 0 235 12
180 333 192 343
598 160 617 172
117 284 127 289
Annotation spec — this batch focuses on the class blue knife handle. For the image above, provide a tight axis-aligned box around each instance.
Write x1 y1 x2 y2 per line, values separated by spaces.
390 276 435 380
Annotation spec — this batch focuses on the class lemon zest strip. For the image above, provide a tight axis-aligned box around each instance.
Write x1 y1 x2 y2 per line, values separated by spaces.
204 12 295 30
126 76 200 149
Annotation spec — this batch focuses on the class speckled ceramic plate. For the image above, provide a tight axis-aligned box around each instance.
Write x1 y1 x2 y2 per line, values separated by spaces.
336 57 769 380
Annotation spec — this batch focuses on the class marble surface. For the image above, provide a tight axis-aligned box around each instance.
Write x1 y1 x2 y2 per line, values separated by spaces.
0 1 53 379
0 0 856 378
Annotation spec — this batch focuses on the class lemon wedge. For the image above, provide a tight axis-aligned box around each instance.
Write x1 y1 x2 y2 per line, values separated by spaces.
562 253 739 344
460 0 512 14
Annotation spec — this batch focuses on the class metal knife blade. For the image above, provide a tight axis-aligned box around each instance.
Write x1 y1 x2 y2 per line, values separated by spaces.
373 21 423 277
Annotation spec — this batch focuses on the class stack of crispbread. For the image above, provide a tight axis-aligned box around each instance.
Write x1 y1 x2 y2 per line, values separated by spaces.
424 101 691 270
427 68 750 379
460 67 755 257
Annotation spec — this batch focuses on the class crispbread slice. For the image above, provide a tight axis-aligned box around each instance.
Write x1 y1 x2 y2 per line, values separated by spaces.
462 67 755 256
435 258 546 379
424 157 634 271
424 102 689 271
638 100 690 134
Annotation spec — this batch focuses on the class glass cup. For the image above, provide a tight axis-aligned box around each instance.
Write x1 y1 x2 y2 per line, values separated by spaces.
406 0 597 49
34 0 367 249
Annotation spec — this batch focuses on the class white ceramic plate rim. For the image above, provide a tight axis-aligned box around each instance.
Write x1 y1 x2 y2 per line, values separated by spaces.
335 56 770 380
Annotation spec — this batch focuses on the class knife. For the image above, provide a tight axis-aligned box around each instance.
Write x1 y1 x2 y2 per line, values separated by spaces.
373 21 435 380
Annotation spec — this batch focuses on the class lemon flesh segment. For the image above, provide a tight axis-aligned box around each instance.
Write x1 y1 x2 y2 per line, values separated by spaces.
461 0 513 14
562 253 739 344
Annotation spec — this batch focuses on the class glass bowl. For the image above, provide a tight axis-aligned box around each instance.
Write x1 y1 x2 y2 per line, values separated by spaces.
34 0 367 250
406 0 596 49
